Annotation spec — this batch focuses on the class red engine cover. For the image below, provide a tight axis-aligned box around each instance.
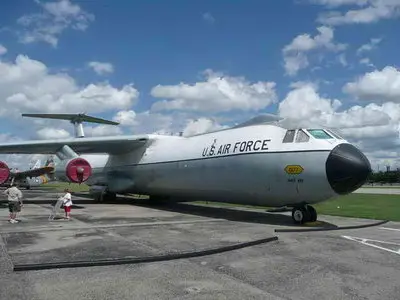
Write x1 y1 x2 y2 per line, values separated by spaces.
65 158 92 183
0 161 10 185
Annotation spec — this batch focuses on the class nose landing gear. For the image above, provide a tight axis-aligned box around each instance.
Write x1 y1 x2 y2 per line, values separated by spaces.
291 205 317 224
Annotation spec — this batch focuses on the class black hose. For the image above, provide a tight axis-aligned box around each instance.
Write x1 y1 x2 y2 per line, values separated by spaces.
274 219 389 233
13 236 278 272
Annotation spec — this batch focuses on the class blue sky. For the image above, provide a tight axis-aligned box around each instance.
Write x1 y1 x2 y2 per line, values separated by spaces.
1 0 400 168
1 0 397 109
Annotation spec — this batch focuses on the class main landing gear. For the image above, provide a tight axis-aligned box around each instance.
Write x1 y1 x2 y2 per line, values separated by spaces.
291 205 317 224
95 190 117 202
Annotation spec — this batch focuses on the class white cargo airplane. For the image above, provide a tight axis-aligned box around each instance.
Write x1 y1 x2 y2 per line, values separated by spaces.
0 113 371 224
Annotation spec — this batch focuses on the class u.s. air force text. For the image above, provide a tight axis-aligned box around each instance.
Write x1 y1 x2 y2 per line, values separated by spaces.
202 139 271 157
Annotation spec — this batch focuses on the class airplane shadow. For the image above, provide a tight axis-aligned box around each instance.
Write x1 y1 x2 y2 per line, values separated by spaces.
60 193 339 228
124 198 338 229
1 193 338 228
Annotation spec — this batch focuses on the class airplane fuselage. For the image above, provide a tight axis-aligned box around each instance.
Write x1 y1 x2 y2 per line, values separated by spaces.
65 124 369 207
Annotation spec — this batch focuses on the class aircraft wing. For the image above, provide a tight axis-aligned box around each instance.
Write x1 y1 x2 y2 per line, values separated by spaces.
11 166 55 179
0 135 150 155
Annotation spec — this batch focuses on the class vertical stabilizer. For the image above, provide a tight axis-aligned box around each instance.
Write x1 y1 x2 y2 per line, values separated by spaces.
30 159 41 170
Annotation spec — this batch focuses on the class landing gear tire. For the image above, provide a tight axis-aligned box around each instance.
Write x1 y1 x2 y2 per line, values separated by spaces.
306 205 317 222
94 191 117 202
291 205 317 224
103 191 117 202
291 207 310 224
148 195 169 206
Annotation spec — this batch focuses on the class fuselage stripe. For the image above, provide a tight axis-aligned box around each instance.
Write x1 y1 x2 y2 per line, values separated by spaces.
85 149 331 169
131 149 331 166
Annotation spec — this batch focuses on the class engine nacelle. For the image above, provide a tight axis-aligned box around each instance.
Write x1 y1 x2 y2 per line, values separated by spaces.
55 157 92 183
0 161 10 185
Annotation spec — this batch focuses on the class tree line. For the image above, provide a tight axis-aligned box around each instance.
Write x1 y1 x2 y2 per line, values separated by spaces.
367 171 400 185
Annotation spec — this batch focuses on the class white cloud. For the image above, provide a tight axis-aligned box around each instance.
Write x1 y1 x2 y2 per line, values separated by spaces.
278 83 342 121
310 0 370 7
357 37 382 54
0 54 139 118
338 53 348 66
113 110 137 126
278 82 400 169
88 61 114 75
0 134 41 170
359 57 375 67
282 26 346 76
182 118 227 137
278 83 394 129
15 0 94 47
315 0 400 25
84 125 123 137
111 109 228 137
202 12 215 24
36 127 71 139
0 44 7 55
343 66 400 102
150 69 277 113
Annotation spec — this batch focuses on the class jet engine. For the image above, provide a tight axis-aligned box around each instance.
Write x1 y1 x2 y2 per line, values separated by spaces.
55 157 92 183
0 161 10 185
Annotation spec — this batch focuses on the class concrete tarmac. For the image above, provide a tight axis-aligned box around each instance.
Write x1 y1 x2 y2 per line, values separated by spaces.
1 188 400 300
354 187 400 195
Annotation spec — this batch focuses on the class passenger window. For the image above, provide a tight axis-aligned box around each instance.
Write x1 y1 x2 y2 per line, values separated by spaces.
307 129 333 139
295 129 309 143
283 130 295 143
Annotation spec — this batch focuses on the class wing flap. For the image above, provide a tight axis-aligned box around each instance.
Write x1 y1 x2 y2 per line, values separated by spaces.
0 135 150 155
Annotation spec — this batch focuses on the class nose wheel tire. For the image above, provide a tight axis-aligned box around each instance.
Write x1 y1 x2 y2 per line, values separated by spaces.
291 205 317 224
292 207 308 224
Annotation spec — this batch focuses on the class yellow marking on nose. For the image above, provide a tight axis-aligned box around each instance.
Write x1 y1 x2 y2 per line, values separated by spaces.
284 165 304 175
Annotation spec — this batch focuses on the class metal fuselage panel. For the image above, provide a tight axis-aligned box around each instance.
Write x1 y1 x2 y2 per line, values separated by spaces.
79 125 343 207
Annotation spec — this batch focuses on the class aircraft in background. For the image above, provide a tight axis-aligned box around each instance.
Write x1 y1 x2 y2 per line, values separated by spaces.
0 158 55 189
0 113 371 224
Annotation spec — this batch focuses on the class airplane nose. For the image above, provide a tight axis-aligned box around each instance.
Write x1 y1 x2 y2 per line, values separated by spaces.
326 143 372 195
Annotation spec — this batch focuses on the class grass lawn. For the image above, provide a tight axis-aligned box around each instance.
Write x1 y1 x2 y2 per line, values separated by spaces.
361 186 400 189
40 183 400 221
314 193 400 221
197 193 400 222
40 182 90 192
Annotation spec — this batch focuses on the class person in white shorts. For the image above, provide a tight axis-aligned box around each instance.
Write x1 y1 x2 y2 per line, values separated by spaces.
61 188 73 220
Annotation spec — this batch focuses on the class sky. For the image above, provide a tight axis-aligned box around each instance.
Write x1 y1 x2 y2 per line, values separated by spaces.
0 0 400 171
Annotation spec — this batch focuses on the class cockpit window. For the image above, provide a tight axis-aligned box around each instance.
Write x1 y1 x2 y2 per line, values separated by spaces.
283 130 295 143
326 129 343 139
307 129 333 139
295 129 310 143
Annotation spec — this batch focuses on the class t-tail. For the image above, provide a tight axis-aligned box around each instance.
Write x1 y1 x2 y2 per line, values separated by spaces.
21 113 120 138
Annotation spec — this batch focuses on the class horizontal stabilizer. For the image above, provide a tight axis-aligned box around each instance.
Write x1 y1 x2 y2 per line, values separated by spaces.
22 113 119 125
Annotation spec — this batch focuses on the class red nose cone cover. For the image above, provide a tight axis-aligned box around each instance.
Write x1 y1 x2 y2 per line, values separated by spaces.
66 158 92 183
0 161 10 184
